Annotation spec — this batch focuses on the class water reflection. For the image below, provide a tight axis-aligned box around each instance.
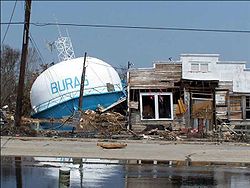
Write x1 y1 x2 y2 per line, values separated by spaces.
125 165 217 188
1 156 250 188
15 156 22 188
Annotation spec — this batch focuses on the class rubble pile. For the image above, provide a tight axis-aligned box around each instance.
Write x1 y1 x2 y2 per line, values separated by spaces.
0 106 15 126
1 125 37 137
158 130 181 141
77 110 127 137
216 122 248 142
1 106 249 142
140 127 183 141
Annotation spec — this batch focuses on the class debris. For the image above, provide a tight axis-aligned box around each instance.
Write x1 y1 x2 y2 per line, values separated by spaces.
1 106 248 143
147 128 159 135
142 134 155 140
97 142 127 149
216 118 249 142
76 111 127 138
176 98 187 115
158 130 181 141
1 124 37 137
220 122 238 136
0 108 8 125
141 124 182 141
2 105 8 109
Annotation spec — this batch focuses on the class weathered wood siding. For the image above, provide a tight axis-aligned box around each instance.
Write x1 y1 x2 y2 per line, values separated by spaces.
218 81 233 90
128 63 182 89
128 63 183 130
130 105 185 128
215 82 232 120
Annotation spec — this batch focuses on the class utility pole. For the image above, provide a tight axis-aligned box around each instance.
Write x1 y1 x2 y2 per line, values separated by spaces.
127 61 131 130
0 52 2 107
78 52 87 112
15 0 32 127
127 61 131 70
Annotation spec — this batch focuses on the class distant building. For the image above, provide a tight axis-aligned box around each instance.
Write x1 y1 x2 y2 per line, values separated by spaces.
127 54 250 133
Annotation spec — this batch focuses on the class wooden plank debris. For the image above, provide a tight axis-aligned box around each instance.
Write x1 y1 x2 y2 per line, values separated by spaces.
97 142 127 149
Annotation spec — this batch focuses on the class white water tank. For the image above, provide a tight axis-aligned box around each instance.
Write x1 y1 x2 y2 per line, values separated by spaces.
30 56 123 113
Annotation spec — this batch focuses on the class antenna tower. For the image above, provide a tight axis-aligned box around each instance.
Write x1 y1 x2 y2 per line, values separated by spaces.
54 18 75 62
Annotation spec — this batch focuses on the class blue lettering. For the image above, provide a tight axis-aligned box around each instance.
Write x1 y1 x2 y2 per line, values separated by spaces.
51 76 90 94
74 76 81 88
85 78 89 86
57 80 66 92
74 76 89 88
51 82 58 94
65 78 73 90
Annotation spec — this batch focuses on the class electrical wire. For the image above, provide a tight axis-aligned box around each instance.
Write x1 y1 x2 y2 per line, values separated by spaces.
29 33 46 65
1 0 18 46
28 22 250 34
0 21 250 34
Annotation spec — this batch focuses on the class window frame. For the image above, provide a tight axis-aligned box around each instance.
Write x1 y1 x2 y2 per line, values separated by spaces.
190 61 209 73
200 63 209 73
140 92 173 120
191 63 199 72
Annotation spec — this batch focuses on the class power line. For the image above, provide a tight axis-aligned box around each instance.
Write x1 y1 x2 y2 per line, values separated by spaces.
29 32 126 70
1 0 18 46
1 21 250 34
29 33 46 65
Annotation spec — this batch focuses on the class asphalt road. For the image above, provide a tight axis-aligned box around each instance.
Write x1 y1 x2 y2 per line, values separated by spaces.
1 136 250 164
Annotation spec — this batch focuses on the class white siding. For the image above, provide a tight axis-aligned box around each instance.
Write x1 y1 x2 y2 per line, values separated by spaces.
181 54 250 93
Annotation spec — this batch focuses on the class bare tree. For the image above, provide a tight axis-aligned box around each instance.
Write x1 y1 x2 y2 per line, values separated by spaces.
22 47 41 115
0 45 20 110
115 65 128 81
1 45 42 115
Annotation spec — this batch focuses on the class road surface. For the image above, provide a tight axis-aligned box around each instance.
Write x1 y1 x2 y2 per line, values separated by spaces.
1 136 250 164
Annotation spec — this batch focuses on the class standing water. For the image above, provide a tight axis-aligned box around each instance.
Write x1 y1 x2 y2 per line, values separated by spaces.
1 156 250 188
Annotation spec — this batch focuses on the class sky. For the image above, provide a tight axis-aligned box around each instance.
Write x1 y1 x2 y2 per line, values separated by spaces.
1 1 250 68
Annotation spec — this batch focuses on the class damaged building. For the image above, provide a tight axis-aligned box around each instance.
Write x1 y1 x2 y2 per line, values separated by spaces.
127 61 184 131
127 54 250 134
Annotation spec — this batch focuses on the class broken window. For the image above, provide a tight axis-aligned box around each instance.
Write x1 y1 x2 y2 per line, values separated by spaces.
246 96 250 119
158 95 171 118
141 95 155 119
140 92 173 120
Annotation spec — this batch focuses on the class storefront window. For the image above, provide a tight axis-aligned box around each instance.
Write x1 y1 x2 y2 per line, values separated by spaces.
140 92 173 120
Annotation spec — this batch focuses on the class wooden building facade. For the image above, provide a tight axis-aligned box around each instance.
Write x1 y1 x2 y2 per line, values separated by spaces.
181 54 250 133
127 62 184 131
127 54 250 134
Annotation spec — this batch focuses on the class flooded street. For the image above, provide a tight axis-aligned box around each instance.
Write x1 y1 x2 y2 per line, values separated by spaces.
1 156 250 188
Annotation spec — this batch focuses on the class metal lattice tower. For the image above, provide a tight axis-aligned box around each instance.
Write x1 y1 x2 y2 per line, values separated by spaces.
54 30 75 62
